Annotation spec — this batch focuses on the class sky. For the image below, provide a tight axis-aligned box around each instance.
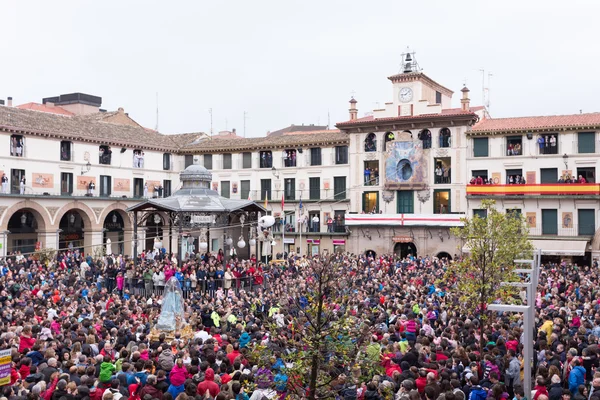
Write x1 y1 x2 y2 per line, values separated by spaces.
1 0 599 137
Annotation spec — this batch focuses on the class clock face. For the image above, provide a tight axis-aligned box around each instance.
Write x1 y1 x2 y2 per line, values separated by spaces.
398 87 413 103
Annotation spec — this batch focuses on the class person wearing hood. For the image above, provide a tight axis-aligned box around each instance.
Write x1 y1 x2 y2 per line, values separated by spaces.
239 331 251 349
167 359 188 398
197 368 220 398
139 375 163 400
128 383 141 400
158 347 175 372
569 360 586 395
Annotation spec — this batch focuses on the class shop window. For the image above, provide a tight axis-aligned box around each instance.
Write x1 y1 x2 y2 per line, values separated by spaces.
433 189 450 214
542 209 557 235
439 128 451 148
419 129 432 149
163 153 172 170
364 160 379 186
204 154 213 170
578 132 595 154
434 158 451 184
506 136 522 156
397 190 414 214
222 153 232 170
60 141 72 161
335 146 348 164
283 149 297 167
10 135 24 157
310 148 322 166
133 149 145 168
362 191 379 213
364 133 377 152
243 152 252 168
260 151 272 168
473 137 488 157
99 145 112 165
577 167 596 183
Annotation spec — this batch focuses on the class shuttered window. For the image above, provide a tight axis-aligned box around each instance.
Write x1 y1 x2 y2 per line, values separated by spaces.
540 168 558 183
473 137 489 157
578 132 595 153
309 177 320 200
396 191 414 214
542 209 558 235
578 209 595 236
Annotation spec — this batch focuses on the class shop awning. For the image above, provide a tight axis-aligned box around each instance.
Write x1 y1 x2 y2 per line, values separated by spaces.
461 240 588 256
531 240 588 256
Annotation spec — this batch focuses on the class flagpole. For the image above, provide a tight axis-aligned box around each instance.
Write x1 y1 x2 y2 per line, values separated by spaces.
281 193 285 258
299 195 302 258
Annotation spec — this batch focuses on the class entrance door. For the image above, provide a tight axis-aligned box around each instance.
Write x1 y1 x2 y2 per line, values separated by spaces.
394 242 417 258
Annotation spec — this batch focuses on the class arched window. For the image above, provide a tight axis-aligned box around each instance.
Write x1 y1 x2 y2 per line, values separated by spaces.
384 131 395 150
364 133 377 152
418 129 432 149
439 128 451 148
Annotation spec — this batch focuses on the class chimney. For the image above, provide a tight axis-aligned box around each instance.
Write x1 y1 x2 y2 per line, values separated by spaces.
232 128 236 135
7 97 12 107
460 86 470 112
349 97 358 121
118 107 125 114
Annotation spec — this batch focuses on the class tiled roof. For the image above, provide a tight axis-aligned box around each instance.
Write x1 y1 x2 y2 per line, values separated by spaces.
183 130 349 153
16 102 74 116
336 107 482 127
282 129 339 136
0 106 204 151
469 113 600 134
268 124 328 137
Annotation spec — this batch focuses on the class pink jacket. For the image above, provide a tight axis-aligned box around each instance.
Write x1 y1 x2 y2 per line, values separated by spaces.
169 364 188 387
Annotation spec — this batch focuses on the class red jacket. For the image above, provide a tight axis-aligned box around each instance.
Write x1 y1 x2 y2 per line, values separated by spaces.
19 335 36 353
197 368 220 397
227 350 241 365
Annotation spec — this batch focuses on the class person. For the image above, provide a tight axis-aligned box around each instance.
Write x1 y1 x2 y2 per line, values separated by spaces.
2 173 9 194
327 216 333 233
19 177 26 194
436 166 442 184
88 180 95 196
538 135 545 154
578 175 587 183
549 135 557 153
312 214 320 232
143 183 148 198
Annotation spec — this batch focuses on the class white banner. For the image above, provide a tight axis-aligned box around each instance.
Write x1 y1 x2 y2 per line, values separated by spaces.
344 213 464 227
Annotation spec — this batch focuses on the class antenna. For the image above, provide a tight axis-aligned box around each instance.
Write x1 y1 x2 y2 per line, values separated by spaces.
487 72 493 112
155 92 159 131
479 69 485 107
208 108 213 137
243 111 248 138
327 109 330 129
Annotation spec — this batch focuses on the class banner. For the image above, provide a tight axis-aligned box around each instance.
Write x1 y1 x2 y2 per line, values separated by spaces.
77 176 96 191
562 212 573 228
32 173 54 188
526 212 537 228
113 178 131 192
146 180 161 192
0 349 11 386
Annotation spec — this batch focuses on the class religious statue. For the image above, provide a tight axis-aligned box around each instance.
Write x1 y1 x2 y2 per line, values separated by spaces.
258 228 274 257
105 238 112 255
156 277 186 331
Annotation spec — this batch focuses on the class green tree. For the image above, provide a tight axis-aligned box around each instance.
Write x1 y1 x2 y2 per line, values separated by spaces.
446 199 532 349
251 254 381 399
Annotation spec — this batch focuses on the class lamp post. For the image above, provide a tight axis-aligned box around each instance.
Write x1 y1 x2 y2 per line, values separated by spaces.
487 250 541 398
563 153 569 170
55 229 63 251
1 230 10 258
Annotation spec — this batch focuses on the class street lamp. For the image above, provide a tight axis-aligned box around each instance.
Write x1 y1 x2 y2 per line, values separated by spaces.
20 213 27 226
563 153 569 169
55 229 63 250
81 161 91 175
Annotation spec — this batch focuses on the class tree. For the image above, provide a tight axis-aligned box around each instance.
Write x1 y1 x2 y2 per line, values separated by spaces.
250 254 381 399
445 199 533 350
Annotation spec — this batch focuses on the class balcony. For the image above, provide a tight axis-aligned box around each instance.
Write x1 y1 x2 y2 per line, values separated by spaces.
528 225 594 238
467 183 600 198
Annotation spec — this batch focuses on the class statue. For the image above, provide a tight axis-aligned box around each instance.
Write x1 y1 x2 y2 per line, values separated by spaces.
258 228 273 257
150 277 193 340
106 238 112 255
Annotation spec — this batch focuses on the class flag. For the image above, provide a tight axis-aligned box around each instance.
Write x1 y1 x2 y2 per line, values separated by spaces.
281 193 285 210
299 195 303 213
264 191 268 209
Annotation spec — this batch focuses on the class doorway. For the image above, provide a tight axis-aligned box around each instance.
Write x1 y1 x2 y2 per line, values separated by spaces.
436 252 452 260
394 242 417 259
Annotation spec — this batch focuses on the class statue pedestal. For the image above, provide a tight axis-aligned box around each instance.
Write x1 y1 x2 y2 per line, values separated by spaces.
149 324 194 342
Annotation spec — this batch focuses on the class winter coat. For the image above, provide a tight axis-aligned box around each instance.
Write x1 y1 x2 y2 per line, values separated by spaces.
169 363 188 387
239 332 251 348
549 383 564 400
197 368 220 397
569 366 586 394
100 362 116 382
158 349 174 371
139 385 163 400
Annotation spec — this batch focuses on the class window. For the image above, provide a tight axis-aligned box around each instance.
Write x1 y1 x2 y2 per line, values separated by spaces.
365 133 377 152
540 168 558 184
260 151 272 168
204 154 213 170
397 191 414 214
433 189 450 214
537 134 558 155
507 208 522 219
243 152 252 168
471 170 489 183
184 155 193 168
473 137 489 157
284 178 295 200
384 132 395 150
578 132 595 154
473 209 487 219
434 158 451 184
335 146 348 164
439 128 451 148
133 149 145 168
10 135 24 157
99 175 112 197
99 145 112 165
310 148 322 166
577 167 596 183
541 209 558 235
61 173 73 195
364 160 379 186
163 180 171 197
435 91 442 104
222 153 232 170
283 149 297 167
309 177 320 200
578 209 595 236
11 169 25 194
133 178 144 198
506 136 522 156
240 180 250 200
419 129 432 149
260 179 271 200
221 181 230 198
163 153 172 170
309 211 320 232
506 169 524 184
362 192 379 213
334 177 346 200
333 210 345 233
60 141 72 161
284 213 296 233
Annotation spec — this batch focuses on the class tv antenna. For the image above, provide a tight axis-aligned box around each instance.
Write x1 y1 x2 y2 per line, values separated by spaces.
155 92 159 131
208 108 213 137
243 111 248 138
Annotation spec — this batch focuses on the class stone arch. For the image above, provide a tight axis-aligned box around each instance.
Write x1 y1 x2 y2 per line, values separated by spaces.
0 200 51 232
54 201 96 228
98 203 133 231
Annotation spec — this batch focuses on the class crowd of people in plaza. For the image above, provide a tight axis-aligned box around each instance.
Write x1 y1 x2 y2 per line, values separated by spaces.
2 244 600 400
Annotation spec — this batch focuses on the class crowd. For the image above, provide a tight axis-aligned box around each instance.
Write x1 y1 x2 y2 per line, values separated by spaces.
2 246 600 400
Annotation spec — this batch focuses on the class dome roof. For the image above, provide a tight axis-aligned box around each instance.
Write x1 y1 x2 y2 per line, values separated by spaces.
180 164 212 181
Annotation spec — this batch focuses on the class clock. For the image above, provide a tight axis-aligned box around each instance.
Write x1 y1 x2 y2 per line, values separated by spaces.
398 87 413 103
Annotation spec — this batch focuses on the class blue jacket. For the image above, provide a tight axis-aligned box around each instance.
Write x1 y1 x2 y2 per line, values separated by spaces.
569 365 586 394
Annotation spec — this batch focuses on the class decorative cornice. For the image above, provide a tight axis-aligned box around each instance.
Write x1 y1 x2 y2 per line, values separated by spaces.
467 125 600 136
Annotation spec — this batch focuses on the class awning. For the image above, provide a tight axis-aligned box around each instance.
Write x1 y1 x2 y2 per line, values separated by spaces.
531 240 588 256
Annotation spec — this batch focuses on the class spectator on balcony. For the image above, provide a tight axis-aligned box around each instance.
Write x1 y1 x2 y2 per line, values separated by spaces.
327 216 333 232
538 135 546 154
19 177 26 195
549 135 557 153
88 181 95 196
144 183 149 198
364 167 371 185
578 175 587 183
153 184 159 198
476 176 484 185
312 214 320 232
1 173 8 194
435 166 443 183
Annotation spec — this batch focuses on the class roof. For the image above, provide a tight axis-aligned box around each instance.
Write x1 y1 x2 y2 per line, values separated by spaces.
469 113 600 135
16 102 74 116
0 106 203 152
386 72 454 96
267 124 328 137
183 130 349 153
336 107 483 128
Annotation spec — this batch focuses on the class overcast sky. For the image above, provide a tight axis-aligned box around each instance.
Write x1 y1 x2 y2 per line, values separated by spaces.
2 1 599 137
